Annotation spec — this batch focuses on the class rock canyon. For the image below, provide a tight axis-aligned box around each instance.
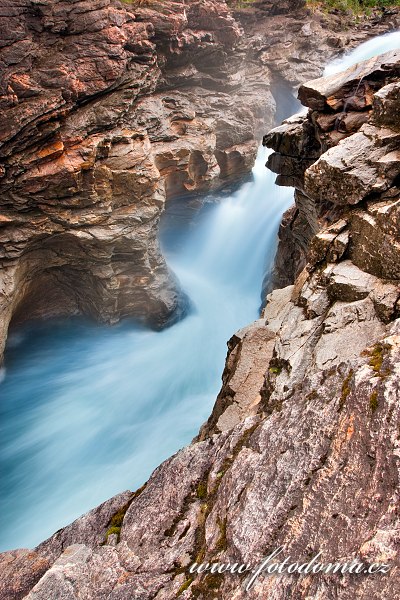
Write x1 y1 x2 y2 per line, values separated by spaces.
0 1 400 599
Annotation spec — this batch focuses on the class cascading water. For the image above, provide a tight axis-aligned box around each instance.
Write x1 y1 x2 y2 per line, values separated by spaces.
0 148 294 551
324 30 400 76
0 30 399 552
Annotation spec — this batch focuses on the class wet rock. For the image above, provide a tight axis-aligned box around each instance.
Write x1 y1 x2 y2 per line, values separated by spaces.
2 6 400 600
1 0 397 362
3 0 383 363
261 204 304 296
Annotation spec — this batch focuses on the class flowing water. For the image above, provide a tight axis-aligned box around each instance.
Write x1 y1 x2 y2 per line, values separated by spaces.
0 31 399 552
324 29 400 75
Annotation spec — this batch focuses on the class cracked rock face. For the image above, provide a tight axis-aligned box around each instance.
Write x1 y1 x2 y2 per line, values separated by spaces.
5 320 400 599
264 48 400 292
2 39 400 599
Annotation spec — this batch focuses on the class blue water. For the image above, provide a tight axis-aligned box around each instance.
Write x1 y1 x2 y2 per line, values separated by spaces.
0 149 293 551
1 30 399 552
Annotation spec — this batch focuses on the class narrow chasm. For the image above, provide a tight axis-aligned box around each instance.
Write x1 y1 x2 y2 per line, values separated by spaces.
1 2 400 600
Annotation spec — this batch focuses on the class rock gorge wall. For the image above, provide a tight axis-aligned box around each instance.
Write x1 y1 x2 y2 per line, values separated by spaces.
2 42 400 600
1 0 398 364
264 48 400 293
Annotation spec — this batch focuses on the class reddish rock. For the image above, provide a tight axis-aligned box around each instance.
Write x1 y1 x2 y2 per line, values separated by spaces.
0 550 50 600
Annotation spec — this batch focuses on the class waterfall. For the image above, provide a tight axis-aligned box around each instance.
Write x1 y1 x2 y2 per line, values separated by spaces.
0 31 399 552
0 148 293 551
324 30 400 75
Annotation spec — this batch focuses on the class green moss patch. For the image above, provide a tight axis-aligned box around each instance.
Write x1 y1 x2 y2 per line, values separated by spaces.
370 390 379 413
196 481 208 501
339 369 354 410
269 366 282 375
306 0 399 15
177 577 193 596
214 518 228 553
365 342 391 378
103 483 147 544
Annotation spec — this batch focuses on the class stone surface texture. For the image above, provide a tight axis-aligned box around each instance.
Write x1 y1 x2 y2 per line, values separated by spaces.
264 48 400 293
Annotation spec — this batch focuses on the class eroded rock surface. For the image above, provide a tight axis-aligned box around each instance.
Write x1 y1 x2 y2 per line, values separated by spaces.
6 317 400 599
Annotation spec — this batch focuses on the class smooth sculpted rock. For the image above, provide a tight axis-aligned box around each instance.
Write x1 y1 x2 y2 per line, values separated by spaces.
1 0 398 361
0 0 252 363
1 0 378 362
